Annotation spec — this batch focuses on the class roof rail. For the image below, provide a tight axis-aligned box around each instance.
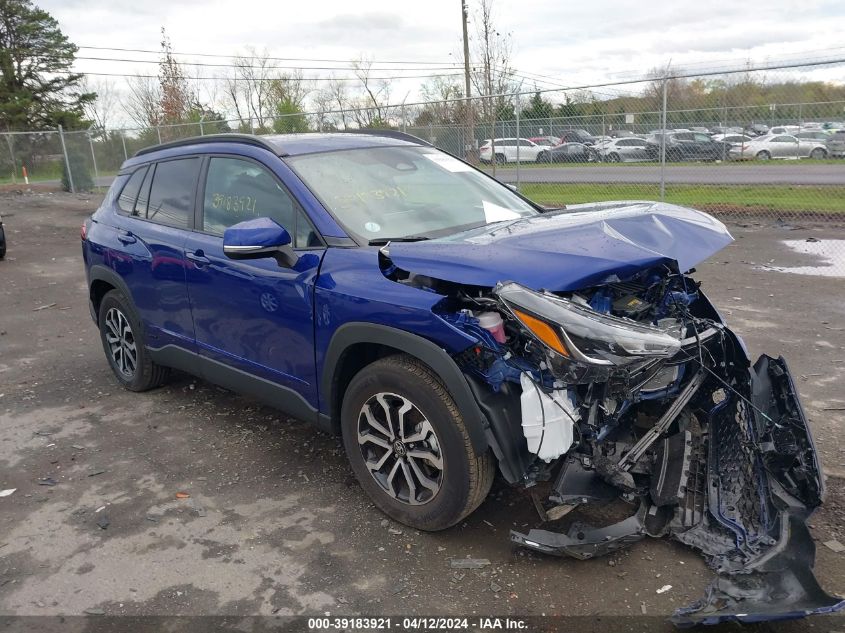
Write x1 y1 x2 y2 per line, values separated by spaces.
340 129 432 147
134 133 282 158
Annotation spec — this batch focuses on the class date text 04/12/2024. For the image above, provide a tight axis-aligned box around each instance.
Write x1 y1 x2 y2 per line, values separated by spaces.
307 617 529 630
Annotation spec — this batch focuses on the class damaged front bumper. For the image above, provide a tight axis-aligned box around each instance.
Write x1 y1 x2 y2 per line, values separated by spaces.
511 355 843 626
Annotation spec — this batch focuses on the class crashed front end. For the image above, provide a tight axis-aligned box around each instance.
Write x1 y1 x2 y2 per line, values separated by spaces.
380 203 842 625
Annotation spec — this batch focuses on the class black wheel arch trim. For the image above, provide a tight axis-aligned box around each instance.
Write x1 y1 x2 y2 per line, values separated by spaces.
321 323 499 463
87 264 137 326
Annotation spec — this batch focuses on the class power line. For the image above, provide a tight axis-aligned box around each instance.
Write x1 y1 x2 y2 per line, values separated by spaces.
77 45 455 66
66 70 466 83
69 55 461 72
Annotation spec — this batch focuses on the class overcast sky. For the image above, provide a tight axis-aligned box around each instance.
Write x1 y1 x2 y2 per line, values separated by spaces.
39 0 845 118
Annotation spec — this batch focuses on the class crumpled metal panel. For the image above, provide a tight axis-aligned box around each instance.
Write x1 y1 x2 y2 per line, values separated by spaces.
384 201 734 291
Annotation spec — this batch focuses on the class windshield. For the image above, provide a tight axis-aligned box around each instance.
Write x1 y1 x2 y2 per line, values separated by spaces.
287 146 538 242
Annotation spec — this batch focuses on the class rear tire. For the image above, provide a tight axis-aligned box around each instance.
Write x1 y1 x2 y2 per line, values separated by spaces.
810 148 827 160
341 354 495 531
98 289 169 392
536 151 550 163
756 150 771 161
607 152 621 163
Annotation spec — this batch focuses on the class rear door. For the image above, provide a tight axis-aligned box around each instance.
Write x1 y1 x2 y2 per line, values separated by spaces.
183 155 325 408
110 158 199 351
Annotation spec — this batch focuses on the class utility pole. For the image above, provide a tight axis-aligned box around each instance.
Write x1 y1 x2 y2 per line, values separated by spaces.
461 0 476 162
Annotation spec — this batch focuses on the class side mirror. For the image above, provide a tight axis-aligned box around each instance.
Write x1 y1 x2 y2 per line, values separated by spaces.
223 217 298 268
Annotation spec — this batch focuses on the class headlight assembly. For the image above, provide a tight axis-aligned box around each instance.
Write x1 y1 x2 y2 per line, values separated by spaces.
496 282 682 366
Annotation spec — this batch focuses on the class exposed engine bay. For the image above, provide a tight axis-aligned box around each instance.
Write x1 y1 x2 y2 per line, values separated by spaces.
381 242 843 625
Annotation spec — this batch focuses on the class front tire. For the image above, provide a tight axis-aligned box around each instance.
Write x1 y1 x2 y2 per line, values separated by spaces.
341 354 495 531
607 152 621 163
494 153 506 165
98 289 169 391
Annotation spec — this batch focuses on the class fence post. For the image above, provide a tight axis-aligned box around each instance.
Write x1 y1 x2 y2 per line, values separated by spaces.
516 98 520 189
58 125 75 194
659 78 668 202
88 128 100 190
4 134 16 184
156 126 162 145
120 130 128 160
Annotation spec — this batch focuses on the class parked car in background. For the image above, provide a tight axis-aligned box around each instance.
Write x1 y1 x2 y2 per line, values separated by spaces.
822 121 844 130
826 130 845 157
646 132 731 161
536 142 597 163
769 125 801 135
596 137 651 162
709 126 744 135
557 129 596 145
711 133 754 149
689 126 710 133
732 134 828 160
528 136 561 147
479 138 544 163
744 123 770 136
607 129 638 138
795 130 831 141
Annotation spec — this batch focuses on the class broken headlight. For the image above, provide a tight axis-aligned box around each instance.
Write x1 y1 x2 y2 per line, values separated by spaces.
496 282 682 366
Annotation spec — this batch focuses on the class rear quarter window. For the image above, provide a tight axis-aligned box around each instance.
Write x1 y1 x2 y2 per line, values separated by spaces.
146 158 200 228
117 167 148 214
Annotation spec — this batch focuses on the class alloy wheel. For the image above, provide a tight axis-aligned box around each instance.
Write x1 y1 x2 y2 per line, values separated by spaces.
104 307 137 378
357 392 444 506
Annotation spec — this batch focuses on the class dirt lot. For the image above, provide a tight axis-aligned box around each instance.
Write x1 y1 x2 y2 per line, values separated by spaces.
1 191 844 630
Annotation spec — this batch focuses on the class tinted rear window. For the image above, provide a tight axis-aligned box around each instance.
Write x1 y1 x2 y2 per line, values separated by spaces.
146 158 200 228
117 167 148 214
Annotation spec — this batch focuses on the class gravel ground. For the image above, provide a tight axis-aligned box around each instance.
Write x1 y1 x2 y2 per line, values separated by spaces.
0 191 843 630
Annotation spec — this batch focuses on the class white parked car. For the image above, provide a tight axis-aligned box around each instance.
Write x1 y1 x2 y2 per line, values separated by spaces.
596 137 651 162
732 134 828 160
768 125 800 135
711 133 755 149
479 138 544 164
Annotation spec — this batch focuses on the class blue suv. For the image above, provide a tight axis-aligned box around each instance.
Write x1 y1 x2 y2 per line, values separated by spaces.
82 132 840 624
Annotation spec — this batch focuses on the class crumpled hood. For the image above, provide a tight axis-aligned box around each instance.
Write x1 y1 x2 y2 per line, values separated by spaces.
385 201 733 291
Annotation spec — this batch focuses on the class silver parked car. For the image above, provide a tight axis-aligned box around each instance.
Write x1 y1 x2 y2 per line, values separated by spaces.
826 130 845 157
597 137 651 162
732 134 828 160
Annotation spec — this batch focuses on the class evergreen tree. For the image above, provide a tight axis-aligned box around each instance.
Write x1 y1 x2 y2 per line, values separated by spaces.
0 0 94 130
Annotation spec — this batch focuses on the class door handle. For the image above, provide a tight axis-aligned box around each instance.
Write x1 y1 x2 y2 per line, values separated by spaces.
186 250 211 266
117 230 136 245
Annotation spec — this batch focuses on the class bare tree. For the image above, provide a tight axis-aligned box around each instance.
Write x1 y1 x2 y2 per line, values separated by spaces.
351 57 392 127
466 0 517 172
81 76 117 136
124 74 162 129
310 86 336 131
224 47 279 131
416 76 464 124
327 77 350 130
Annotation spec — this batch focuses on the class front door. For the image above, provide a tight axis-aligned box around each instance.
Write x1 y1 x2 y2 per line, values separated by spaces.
184 155 326 409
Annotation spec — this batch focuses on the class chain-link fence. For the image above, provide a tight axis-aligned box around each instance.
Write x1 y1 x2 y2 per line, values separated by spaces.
2 59 843 230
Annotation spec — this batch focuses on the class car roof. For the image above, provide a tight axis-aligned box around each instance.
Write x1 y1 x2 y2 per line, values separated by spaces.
132 131 427 161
